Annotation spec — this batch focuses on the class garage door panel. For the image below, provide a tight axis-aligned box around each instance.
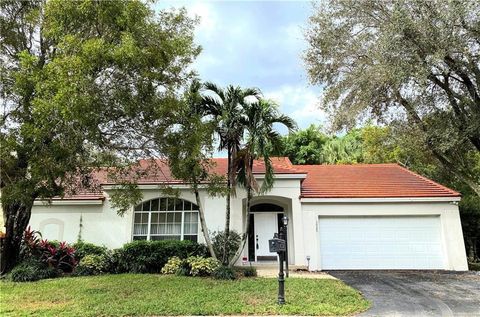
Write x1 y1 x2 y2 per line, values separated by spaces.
319 216 445 270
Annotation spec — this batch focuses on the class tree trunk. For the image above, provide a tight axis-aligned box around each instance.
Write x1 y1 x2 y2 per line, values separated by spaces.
222 149 232 265
229 186 252 266
1 201 34 274
194 188 216 259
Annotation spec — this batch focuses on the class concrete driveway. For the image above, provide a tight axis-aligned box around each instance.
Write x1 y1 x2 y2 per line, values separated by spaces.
329 271 480 317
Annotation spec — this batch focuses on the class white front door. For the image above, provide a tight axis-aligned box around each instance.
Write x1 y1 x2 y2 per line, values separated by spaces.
254 213 278 261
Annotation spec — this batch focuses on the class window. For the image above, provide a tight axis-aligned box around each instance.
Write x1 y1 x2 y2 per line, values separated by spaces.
133 198 199 242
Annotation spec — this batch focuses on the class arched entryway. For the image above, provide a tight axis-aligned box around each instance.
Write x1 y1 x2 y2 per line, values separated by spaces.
248 202 286 262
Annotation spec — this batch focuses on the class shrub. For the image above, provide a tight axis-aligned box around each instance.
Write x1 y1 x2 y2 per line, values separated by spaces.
240 266 257 277
39 240 77 273
161 256 183 274
211 231 241 264
186 256 220 276
176 259 192 276
213 265 236 280
10 259 59 282
115 240 207 273
469 262 480 271
72 241 108 260
75 254 109 276
20 227 77 273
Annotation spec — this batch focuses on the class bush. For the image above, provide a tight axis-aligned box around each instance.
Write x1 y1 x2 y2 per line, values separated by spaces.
240 266 257 277
161 256 183 274
115 240 207 273
20 227 77 273
72 241 108 260
468 262 480 271
176 259 192 276
10 259 59 282
211 231 241 264
75 254 109 276
213 265 236 280
104 249 122 274
186 256 220 277
39 240 77 273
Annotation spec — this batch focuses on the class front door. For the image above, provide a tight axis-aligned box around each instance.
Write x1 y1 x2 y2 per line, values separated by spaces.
254 213 278 261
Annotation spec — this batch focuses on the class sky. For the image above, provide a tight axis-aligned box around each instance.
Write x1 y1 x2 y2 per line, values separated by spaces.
155 0 326 132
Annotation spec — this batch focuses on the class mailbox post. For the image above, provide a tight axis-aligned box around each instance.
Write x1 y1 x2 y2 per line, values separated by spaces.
269 232 287 304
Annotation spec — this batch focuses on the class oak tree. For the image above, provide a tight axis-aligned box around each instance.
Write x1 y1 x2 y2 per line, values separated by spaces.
0 0 199 272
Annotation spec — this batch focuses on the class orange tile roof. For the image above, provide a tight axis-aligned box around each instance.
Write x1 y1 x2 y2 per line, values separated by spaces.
60 159 459 200
100 157 305 185
299 163 460 198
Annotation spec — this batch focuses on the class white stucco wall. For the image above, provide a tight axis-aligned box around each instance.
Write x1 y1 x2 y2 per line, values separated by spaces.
28 177 303 253
300 200 468 271
28 180 468 271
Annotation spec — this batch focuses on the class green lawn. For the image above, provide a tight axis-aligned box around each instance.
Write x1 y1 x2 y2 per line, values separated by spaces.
0 274 370 316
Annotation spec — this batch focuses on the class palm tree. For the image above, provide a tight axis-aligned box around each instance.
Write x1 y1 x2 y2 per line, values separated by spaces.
202 82 262 265
164 80 218 259
229 99 297 265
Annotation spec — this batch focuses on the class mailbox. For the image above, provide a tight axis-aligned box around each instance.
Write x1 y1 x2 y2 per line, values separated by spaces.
269 237 286 253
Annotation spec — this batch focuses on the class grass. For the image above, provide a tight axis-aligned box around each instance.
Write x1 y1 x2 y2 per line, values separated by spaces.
0 274 370 316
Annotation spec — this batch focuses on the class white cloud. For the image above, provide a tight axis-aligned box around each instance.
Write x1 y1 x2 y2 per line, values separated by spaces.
265 85 326 130
188 1 218 38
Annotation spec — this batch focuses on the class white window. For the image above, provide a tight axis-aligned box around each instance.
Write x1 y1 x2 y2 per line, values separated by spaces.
133 198 199 242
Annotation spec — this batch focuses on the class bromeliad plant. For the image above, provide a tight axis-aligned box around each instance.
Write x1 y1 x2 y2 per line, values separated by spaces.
21 226 77 273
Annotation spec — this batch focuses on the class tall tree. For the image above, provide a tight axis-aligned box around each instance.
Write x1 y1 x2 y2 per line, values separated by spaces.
0 0 199 273
202 83 261 264
281 124 328 165
230 99 296 265
305 0 480 196
321 129 364 164
163 80 225 259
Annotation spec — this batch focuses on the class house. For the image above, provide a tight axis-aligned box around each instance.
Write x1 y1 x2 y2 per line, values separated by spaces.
28 157 468 271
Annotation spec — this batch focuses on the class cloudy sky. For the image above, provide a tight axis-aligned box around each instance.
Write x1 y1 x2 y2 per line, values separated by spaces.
155 0 326 131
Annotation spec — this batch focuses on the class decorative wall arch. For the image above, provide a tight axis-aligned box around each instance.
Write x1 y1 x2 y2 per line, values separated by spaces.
39 218 65 241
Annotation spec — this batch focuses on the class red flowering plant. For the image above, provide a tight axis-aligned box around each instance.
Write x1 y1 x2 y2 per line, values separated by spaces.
21 226 77 273
20 226 42 258
39 240 77 272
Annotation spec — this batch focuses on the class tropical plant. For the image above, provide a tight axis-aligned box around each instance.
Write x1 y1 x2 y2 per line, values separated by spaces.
202 83 262 264
161 256 184 274
186 256 220 276
19 227 77 272
321 130 364 164
38 240 77 272
230 99 296 265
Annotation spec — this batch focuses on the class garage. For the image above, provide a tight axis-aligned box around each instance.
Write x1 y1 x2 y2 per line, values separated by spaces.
318 216 445 270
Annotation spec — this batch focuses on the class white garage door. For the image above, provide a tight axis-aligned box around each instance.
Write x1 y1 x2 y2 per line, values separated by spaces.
318 216 445 270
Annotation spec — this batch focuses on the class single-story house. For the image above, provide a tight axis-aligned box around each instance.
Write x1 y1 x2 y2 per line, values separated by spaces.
28 157 468 271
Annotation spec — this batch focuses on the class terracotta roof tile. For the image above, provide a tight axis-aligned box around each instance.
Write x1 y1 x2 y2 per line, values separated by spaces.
100 157 305 185
299 163 460 198
58 159 459 200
